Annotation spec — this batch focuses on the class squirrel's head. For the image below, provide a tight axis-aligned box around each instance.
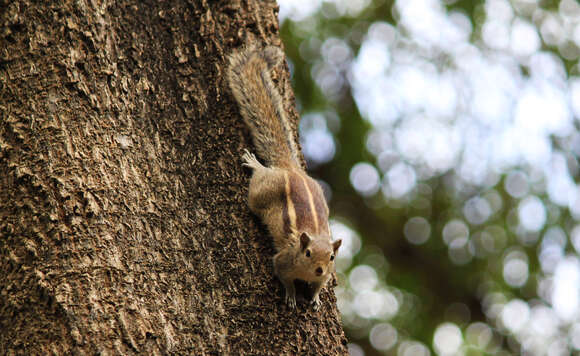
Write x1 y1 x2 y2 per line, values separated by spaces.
297 232 342 280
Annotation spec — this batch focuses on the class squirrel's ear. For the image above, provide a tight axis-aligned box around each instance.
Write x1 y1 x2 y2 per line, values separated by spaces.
332 239 342 253
300 232 311 251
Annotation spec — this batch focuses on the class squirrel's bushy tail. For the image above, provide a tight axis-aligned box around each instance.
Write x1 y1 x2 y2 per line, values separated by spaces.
227 46 299 168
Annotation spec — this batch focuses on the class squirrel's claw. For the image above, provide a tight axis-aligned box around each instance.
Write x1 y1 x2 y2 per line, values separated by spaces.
311 296 321 311
241 149 261 170
285 293 297 309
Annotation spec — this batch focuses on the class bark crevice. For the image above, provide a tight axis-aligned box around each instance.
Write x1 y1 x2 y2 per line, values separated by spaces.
0 1 347 354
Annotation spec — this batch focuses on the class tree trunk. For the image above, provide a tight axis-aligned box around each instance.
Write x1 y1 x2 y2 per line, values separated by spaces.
0 1 347 354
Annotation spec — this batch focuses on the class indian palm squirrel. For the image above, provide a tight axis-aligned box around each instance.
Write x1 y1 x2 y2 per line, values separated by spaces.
227 45 342 310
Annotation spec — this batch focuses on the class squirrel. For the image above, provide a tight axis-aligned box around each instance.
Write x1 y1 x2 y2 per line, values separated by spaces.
227 45 342 310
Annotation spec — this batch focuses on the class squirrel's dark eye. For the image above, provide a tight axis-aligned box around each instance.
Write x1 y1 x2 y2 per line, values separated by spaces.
330 255 335 261
306 250 311 257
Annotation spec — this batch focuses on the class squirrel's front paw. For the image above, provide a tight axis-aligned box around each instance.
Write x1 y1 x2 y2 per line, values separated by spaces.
285 293 297 309
311 296 321 311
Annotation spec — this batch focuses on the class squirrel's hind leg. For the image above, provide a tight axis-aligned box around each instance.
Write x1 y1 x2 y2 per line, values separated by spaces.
242 150 286 213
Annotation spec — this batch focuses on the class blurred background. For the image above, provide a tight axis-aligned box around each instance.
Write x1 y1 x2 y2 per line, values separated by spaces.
276 0 580 355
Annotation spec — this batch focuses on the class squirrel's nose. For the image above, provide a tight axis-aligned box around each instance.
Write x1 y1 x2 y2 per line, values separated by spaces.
315 267 323 276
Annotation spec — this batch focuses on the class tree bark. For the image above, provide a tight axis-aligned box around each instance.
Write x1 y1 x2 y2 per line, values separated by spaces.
0 0 347 354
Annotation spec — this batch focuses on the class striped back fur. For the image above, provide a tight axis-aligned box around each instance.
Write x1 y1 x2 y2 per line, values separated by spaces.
282 170 330 239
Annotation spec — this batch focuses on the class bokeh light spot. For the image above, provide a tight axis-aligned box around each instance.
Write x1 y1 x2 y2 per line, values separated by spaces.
518 196 546 232
504 171 529 198
503 255 529 288
347 343 365 356
501 299 530 332
398 341 431 356
403 217 431 245
350 162 380 197
442 219 469 246
465 322 493 349
433 323 463 355
552 257 580 321
384 162 417 199
370 323 398 351
463 196 492 225
349 265 378 291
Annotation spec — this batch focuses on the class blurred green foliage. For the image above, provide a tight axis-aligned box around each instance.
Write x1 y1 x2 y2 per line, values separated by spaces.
279 0 580 355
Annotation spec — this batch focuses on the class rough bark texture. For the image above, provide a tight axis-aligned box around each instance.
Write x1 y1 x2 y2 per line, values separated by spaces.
0 0 348 354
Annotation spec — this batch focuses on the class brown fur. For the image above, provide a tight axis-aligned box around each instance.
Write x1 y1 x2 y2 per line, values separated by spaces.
228 45 299 168
288 171 314 234
231 46 341 310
